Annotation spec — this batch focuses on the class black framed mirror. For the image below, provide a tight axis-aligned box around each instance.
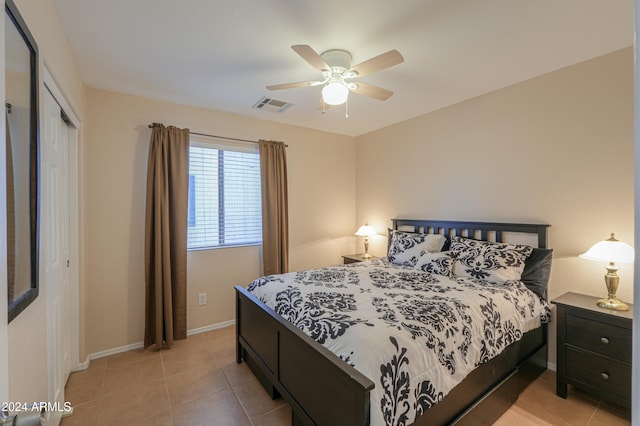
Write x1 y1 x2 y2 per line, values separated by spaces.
5 0 39 323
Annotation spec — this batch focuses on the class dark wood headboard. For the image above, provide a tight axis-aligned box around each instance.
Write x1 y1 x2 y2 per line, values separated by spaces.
391 219 550 249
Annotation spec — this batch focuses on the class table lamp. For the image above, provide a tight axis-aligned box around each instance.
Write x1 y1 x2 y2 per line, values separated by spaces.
354 222 377 259
579 233 634 311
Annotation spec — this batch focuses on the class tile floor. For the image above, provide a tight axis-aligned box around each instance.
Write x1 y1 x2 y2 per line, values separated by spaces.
61 326 631 426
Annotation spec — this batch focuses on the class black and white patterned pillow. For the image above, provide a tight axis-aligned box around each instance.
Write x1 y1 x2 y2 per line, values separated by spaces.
413 251 456 277
387 231 446 266
449 236 533 283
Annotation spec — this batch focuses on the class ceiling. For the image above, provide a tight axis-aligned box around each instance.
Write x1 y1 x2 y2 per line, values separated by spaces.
51 0 633 137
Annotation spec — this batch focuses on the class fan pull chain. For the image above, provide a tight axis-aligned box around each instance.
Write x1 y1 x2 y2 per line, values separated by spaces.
345 98 349 118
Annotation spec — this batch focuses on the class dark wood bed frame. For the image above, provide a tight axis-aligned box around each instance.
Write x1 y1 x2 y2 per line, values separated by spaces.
235 219 550 425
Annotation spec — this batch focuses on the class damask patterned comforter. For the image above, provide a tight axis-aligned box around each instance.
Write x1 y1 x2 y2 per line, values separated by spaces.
246 258 551 426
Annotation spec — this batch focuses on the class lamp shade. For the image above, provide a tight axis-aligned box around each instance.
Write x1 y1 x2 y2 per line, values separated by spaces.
579 233 634 264
355 224 377 237
322 81 349 105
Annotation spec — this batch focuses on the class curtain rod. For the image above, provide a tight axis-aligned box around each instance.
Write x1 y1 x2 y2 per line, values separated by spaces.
148 123 287 147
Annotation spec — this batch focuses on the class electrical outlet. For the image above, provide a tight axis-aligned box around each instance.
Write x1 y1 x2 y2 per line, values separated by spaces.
198 293 207 306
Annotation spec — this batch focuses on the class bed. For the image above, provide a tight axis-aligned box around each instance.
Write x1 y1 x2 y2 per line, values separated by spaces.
235 219 551 425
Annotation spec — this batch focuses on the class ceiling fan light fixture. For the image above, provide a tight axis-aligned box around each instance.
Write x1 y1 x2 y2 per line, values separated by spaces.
322 81 349 105
268 45 404 109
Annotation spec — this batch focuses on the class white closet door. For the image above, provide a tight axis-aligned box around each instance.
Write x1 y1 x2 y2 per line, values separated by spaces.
43 88 71 424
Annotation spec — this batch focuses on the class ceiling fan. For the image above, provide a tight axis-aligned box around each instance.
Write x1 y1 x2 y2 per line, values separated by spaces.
267 45 404 108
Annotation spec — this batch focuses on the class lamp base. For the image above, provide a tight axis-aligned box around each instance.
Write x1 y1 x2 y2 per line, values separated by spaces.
361 253 372 259
596 296 629 311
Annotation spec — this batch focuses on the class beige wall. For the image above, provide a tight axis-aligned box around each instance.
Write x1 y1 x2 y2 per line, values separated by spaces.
355 47 634 366
6 0 85 406
83 87 356 355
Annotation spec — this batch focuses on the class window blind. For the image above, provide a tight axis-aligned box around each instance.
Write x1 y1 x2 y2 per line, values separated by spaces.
187 138 262 249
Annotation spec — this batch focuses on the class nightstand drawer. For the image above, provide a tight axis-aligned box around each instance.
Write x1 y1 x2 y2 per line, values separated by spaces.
566 348 631 399
566 315 631 363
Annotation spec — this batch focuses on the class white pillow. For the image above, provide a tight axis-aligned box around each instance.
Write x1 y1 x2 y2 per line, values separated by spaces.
449 236 533 283
387 231 446 266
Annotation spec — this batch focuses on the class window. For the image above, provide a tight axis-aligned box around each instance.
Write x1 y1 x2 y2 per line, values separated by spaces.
187 137 262 249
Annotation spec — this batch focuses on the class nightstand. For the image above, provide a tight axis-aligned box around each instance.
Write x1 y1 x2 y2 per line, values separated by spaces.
552 292 632 408
342 253 377 264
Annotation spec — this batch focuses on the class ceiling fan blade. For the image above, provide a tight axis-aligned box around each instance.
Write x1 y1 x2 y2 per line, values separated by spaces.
267 80 323 90
351 82 394 101
350 49 404 77
292 45 330 72
318 98 333 111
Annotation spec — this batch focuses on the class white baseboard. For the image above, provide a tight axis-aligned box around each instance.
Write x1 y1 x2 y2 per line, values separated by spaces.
73 358 90 372
89 341 145 362
187 319 235 336
74 319 237 370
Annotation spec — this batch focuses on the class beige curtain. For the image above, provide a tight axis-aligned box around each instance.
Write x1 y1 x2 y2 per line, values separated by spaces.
259 140 289 275
6 114 15 302
144 124 190 349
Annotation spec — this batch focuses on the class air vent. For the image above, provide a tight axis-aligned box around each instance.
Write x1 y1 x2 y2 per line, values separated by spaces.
252 97 293 113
